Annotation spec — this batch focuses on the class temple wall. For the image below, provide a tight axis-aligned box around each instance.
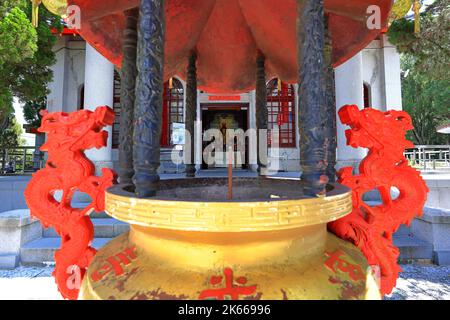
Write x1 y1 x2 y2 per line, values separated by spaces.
361 36 402 112
47 37 85 114
362 39 385 110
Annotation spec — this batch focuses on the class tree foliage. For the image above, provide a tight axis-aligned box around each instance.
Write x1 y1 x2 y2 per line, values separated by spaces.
401 55 450 145
0 0 62 147
23 97 46 128
389 0 450 145
388 0 450 80
0 114 23 149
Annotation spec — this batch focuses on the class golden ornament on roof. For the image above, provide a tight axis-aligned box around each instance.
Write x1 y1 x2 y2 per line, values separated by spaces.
390 0 422 33
31 0 67 27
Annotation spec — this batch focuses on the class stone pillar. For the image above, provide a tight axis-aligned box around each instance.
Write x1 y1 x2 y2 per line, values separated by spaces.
185 51 197 177
255 51 268 176
133 0 165 198
380 35 402 111
118 9 139 185
83 44 115 170
323 15 337 182
297 0 328 196
335 52 366 171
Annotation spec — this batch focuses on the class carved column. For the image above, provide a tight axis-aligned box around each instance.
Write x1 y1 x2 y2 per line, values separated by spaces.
297 0 328 196
185 51 197 177
323 15 337 182
118 8 139 185
132 0 165 197
255 51 268 175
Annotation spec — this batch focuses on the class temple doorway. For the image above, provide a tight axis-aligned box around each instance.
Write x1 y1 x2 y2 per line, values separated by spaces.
201 104 249 169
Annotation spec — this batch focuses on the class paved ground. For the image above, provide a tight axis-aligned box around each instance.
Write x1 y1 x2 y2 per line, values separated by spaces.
385 264 450 300
0 264 448 300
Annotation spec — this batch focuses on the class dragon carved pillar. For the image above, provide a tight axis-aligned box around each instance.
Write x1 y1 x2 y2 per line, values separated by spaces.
297 0 329 196
255 51 268 176
118 8 139 185
185 51 198 178
132 0 165 197
323 14 337 182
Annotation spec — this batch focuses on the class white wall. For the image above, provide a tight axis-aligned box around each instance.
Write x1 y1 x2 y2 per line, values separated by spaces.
362 39 384 110
361 36 403 112
46 37 85 113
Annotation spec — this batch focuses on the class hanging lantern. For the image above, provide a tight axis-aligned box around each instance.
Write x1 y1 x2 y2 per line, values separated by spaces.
413 0 421 33
169 77 174 90
31 0 41 27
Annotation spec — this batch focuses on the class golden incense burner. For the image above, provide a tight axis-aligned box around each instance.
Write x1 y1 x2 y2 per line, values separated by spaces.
80 178 381 300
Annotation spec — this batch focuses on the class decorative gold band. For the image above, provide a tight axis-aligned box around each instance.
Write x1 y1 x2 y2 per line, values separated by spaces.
105 181 352 232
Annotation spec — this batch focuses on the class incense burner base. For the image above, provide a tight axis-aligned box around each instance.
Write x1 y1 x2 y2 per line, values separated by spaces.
80 227 381 300
79 179 381 300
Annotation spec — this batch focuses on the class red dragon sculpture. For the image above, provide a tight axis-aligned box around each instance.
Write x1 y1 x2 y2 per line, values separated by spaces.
328 105 429 296
24 106 116 300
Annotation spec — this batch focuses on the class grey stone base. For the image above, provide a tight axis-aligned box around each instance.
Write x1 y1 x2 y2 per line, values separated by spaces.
411 207 450 265
434 250 450 265
0 254 19 269
0 209 42 269
0 176 31 212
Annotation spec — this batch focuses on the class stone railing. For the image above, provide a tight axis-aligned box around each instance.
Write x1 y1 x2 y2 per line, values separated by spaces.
404 145 450 172
0 147 44 175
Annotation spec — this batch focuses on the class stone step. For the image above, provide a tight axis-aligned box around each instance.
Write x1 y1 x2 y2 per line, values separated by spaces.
20 238 113 266
71 203 110 218
43 218 129 238
4 206 112 219
393 235 433 261
159 161 185 174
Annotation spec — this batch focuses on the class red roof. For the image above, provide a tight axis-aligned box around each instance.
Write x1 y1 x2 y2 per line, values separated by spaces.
68 0 392 93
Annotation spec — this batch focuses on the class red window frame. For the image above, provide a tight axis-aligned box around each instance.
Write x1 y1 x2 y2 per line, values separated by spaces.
161 78 184 147
267 79 296 148
111 74 185 149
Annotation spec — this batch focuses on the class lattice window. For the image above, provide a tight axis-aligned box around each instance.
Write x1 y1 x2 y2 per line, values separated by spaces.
267 79 296 148
161 78 184 147
112 70 121 149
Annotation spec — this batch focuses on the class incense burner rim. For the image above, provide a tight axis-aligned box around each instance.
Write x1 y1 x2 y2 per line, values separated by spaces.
104 178 353 232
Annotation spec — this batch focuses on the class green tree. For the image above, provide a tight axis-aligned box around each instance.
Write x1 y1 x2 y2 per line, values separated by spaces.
401 55 450 145
0 1 62 147
389 0 450 145
0 114 23 149
388 0 450 80
23 97 46 128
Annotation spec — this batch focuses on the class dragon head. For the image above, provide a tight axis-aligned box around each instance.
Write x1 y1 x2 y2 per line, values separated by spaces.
338 105 414 151
39 106 115 152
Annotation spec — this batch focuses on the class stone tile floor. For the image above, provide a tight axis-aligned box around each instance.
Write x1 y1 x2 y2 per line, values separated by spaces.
0 264 448 300
384 264 450 300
